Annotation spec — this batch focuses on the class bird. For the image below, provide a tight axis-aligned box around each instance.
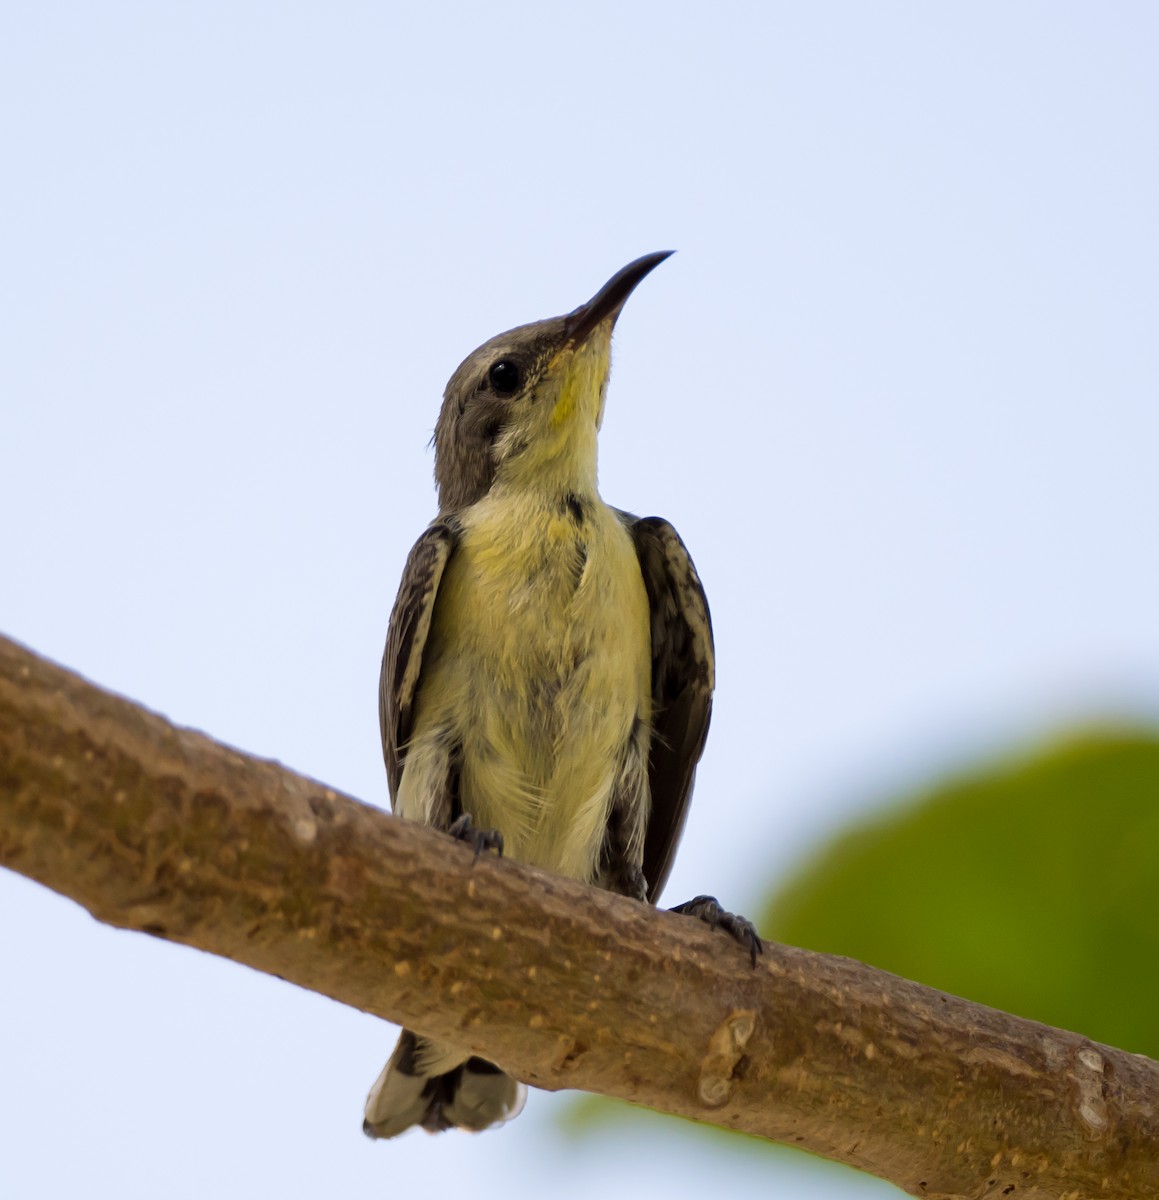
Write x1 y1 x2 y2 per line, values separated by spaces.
363 252 760 1140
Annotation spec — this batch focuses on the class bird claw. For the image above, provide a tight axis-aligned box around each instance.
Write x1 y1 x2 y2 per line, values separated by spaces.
670 894 763 967
447 813 504 863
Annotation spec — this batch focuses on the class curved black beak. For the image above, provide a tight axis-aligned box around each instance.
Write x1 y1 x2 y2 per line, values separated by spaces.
564 250 674 347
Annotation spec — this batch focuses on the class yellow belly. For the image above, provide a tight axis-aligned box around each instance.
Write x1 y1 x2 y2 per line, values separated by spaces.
398 493 652 884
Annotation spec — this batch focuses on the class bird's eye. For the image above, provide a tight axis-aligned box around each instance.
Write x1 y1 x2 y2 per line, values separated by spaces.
488 358 523 394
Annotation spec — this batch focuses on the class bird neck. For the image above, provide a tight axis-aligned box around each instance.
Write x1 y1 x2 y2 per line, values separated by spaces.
491 338 609 507
491 411 600 506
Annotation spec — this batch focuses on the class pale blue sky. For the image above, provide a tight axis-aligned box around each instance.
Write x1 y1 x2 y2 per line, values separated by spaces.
2 5 1157 1198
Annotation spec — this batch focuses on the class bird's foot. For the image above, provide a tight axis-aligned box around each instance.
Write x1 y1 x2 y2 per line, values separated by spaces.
670 894 763 967
596 860 650 903
447 813 504 863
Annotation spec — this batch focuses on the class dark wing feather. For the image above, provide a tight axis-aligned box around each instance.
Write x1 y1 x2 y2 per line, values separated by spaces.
622 514 716 903
379 521 457 804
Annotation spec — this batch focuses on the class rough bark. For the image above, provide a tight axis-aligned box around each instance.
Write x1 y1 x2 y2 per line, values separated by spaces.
1 632 1156 1200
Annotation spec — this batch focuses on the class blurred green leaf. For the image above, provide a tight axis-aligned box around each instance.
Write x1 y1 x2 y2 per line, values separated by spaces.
764 727 1159 1057
562 726 1159 1151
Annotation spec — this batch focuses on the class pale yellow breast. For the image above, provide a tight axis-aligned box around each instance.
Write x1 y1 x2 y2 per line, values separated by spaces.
400 492 652 883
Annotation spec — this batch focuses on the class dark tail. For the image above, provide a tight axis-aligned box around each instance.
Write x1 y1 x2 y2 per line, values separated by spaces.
363 1030 525 1139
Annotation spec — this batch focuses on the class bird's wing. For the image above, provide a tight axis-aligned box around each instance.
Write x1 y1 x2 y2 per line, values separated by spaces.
622 514 716 903
379 520 458 804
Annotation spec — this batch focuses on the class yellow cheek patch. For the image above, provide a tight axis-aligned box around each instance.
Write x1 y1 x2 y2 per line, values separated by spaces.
550 338 610 428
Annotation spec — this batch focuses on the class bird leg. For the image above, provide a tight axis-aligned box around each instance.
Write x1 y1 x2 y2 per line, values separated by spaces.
447 812 504 862
669 895 763 967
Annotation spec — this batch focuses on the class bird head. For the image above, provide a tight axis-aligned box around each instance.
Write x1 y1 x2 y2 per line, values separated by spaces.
433 251 673 512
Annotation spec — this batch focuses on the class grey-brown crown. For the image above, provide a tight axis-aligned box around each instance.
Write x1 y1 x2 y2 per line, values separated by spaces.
432 317 569 513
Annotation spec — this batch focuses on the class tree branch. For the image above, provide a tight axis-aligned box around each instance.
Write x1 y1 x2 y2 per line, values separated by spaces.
1 633 1156 1200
